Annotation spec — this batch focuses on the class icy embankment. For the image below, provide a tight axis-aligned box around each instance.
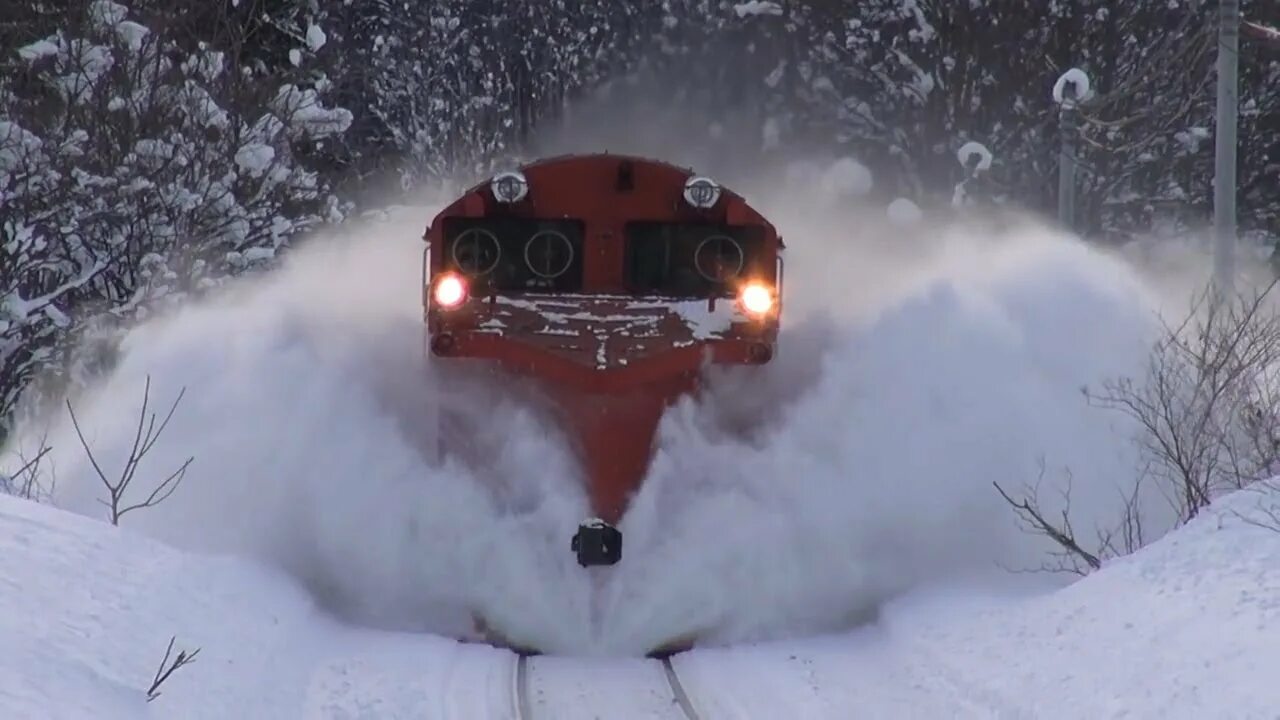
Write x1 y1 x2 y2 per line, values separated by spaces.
2 486 1278 718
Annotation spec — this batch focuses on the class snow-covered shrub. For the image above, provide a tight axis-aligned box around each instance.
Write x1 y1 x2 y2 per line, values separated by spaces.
0 0 351 436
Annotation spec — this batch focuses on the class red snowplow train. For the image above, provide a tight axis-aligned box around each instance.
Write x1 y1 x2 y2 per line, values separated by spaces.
423 153 783 575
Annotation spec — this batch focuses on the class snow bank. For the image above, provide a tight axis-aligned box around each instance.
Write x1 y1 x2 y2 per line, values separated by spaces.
0 492 313 719
0 493 520 720
3 476 1276 717
877 487 1280 718
662 488 1280 719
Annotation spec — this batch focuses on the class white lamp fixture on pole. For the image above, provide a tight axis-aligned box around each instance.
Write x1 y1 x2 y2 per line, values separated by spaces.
1053 68 1091 234
953 140 993 207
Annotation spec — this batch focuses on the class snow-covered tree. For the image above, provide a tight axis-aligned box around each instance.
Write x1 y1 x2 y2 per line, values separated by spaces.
808 0 1278 239
324 0 642 197
4 0 1278 441
0 0 351 437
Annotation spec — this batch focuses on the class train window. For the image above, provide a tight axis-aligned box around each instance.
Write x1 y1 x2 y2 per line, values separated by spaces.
624 222 766 296
440 217 585 293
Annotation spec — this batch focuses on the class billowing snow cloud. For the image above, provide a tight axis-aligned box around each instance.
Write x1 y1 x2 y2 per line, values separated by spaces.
5 185 1181 656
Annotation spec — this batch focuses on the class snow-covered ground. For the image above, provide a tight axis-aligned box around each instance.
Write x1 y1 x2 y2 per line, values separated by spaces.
2 484 1278 719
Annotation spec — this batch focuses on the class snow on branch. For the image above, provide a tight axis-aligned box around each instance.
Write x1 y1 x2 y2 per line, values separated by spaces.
0 0 351 434
2 259 108 326
273 85 353 139
16 39 60 63
1243 20 1280 48
733 2 783 18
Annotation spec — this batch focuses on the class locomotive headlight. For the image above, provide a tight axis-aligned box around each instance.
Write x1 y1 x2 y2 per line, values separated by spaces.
683 176 721 209
739 282 774 316
433 272 467 309
490 170 529 203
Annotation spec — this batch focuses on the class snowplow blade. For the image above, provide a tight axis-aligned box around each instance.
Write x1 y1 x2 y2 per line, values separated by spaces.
571 519 622 567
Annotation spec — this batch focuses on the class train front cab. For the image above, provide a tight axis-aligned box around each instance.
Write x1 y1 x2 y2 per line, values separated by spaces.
422 154 784 567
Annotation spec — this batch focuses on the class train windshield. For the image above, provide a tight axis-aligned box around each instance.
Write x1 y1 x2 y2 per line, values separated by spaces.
624 222 767 297
440 217 585 292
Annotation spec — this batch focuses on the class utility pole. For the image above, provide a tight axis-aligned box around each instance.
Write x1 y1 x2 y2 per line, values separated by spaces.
1052 68 1088 233
1057 81 1079 232
1214 0 1239 296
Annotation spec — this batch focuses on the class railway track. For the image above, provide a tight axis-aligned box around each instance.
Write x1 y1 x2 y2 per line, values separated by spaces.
660 655 703 720
512 653 703 720
512 655 534 720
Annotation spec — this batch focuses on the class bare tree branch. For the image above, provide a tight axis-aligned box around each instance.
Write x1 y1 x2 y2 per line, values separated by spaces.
64 375 194 525
1233 478 1280 533
1085 279 1280 522
2 431 57 501
1243 20 1280 49
1000 280 1280 574
146 636 200 703
994 459 1102 576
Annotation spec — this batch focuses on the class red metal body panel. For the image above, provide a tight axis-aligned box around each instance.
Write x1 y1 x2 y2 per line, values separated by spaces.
423 154 782 523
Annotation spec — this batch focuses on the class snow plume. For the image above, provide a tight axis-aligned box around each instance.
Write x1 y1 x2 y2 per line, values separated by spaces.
9 193 1176 656
523 75 1200 648
3 206 598 654
2 181 1247 658
584 195 1181 652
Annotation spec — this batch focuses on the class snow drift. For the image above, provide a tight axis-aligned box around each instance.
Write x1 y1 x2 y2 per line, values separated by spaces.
4 473 1278 718
669 488 1280 720
3 181 1178 655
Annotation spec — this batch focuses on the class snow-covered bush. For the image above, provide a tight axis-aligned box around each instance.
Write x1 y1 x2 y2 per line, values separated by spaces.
0 0 351 435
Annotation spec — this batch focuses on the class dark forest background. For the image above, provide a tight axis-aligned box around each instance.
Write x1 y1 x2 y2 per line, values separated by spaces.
3 0 1279 439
